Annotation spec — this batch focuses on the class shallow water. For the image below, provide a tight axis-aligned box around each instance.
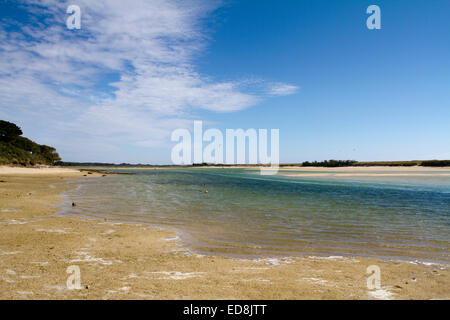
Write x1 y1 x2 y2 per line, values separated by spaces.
62 168 450 263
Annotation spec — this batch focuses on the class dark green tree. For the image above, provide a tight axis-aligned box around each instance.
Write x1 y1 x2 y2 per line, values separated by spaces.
0 120 23 141
0 120 61 166
39 145 61 163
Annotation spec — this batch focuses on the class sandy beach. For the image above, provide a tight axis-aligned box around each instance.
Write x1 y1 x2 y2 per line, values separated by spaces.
0 167 448 300
278 166 450 171
274 166 450 178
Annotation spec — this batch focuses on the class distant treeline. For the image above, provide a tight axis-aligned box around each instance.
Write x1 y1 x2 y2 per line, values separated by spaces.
297 160 450 167
0 120 61 166
354 160 421 167
54 161 178 167
421 160 450 167
54 159 450 168
355 160 450 167
55 161 117 167
299 160 450 167
301 160 357 167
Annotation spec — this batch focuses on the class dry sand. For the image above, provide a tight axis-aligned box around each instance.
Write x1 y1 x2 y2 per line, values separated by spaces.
0 168 448 299
274 166 450 178
0 166 81 175
277 166 450 172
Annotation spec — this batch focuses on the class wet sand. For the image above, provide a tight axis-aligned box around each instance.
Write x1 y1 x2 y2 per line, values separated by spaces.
0 168 448 299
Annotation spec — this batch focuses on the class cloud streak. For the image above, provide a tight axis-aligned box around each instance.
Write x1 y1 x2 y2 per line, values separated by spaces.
0 0 297 162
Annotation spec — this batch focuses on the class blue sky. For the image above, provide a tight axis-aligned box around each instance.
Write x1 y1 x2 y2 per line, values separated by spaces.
0 0 449 164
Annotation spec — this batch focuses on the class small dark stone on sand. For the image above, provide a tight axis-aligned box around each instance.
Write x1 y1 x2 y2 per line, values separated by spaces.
72 202 76 207
85 285 89 289
394 285 403 289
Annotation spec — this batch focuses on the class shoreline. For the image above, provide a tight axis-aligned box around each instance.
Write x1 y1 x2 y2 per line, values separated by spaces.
0 168 449 299
49 165 450 170
59 198 450 267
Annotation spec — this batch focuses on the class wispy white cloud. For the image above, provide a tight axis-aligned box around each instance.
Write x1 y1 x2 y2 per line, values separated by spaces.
0 0 297 162
268 83 299 96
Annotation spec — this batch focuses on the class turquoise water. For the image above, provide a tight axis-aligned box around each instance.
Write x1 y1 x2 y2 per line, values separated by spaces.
63 168 450 263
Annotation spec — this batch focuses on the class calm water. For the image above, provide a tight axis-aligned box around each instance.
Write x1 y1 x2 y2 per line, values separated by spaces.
62 168 450 263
